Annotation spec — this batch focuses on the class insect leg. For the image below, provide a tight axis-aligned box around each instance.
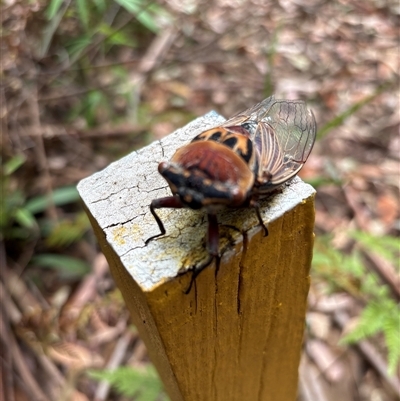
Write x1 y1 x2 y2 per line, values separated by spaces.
185 254 214 294
255 206 269 236
185 213 219 294
206 213 220 257
250 199 269 237
145 196 183 245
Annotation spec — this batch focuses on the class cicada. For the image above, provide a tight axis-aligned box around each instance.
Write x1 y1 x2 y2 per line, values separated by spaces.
146 95 316 281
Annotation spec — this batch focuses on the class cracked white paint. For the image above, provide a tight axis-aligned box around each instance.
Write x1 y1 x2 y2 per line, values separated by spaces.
77 111 315 291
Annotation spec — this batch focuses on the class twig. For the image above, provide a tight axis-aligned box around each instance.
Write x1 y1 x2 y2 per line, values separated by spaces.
0 261 65 396
0 291 16 401
37 82 117 102
128 25 178 121
298 354 331 401
305 339 346 383
0 265 40 314
342 184 370 232
130 339 148 366
5 316 51 401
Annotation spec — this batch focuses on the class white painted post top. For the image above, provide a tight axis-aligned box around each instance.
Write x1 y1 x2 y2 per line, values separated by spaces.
77 111 316 292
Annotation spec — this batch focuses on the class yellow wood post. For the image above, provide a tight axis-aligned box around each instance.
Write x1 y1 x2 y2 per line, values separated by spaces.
78 112 316 401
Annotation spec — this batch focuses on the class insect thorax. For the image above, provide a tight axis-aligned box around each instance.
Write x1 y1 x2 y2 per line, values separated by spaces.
191 127 255 169
159 139 255 210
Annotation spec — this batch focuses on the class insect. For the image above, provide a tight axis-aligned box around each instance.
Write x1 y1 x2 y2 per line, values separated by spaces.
146 95 316 286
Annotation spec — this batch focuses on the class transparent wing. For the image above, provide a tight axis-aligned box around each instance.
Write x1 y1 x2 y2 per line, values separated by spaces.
221 96 316 188
257 99 316 188
229 96 316 189
222 96 278 128
254 97 316 159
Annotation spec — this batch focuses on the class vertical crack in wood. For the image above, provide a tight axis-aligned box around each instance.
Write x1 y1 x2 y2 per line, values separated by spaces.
237 230 248 316
193 275 198 315
237 229 248 369
212 256 220 399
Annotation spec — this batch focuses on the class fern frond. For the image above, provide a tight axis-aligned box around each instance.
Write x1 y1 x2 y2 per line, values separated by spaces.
341 302 385 343
89 366 168 400
382 302 400 376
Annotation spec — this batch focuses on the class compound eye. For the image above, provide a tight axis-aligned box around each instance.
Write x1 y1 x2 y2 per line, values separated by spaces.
230 186 247 205
158 161 169 174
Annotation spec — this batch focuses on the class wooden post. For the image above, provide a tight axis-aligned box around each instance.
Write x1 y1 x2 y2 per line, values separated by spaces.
77 112 316 401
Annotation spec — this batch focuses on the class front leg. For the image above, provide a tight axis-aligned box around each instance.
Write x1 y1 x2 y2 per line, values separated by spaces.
185 213 220 294
206 213 219 258
145 196 184 244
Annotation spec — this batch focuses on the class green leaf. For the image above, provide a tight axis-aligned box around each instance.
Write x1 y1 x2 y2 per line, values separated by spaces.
92 0 107 12
98 23 136 47
384 312 400 375
32 254 90 279
341 299 400 376
76 0 90 29
114 0 171 33
25 186 80 215
45 213 90 248
66 34 93 59
45 0 65 19
3 155 26 176
14 208 37 229
0 190 31 234
135 5 161 34
313 235 400 376
305 176 343 189
341 302 385 343
115 0 156 32
345 251 365 278
80 90 109 126
114 0 142 14
351 231 400 267
89 366 168 400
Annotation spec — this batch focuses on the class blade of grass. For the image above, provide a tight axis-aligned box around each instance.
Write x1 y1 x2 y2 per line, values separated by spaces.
41 0 71 58
3 155 26 176
77 0 90 29
263 24 281 98
25 186 80 215
32 254 90 279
